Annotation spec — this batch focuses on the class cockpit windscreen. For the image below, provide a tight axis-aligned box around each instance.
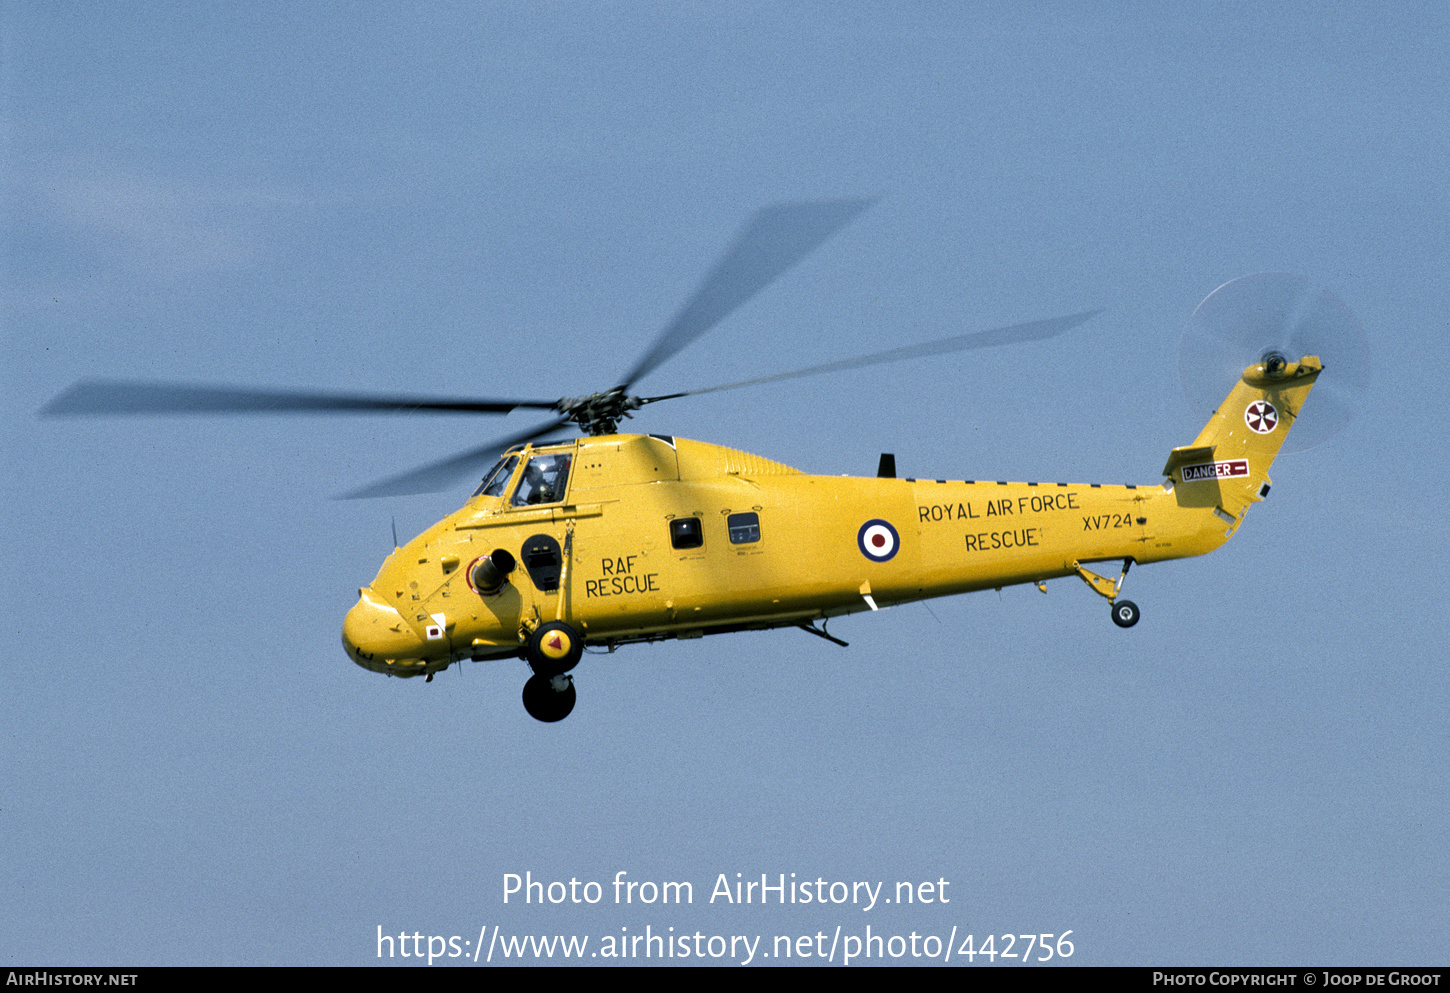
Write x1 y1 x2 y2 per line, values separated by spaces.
472 455 519 498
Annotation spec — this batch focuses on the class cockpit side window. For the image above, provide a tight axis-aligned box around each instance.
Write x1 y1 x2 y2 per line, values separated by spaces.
473 456 519 498
511 452 573 507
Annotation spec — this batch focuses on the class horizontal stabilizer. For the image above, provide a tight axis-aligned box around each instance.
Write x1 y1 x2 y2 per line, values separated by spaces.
1162 445 1216 478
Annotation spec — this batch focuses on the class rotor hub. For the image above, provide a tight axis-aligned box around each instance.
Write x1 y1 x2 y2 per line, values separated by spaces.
554 389 643 435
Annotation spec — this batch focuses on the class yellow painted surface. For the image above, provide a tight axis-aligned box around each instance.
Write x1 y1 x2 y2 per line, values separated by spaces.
342 357 1321 677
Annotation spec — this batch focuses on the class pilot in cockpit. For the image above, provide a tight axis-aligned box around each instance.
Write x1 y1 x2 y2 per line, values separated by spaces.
512 453 571 506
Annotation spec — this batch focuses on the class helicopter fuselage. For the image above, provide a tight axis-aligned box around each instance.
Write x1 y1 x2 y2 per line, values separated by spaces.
342 355 1320 682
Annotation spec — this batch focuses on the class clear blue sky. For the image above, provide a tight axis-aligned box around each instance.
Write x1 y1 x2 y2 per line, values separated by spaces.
4 2 1447 966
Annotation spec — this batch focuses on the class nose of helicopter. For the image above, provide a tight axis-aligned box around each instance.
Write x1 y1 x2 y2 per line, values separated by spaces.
342 588 431 676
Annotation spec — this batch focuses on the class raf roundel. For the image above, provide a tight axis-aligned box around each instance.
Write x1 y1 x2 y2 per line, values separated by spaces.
857 519 900 562
1244 400 1278 434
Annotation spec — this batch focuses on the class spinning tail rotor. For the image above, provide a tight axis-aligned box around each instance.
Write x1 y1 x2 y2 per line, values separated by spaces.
1179 274 1370 452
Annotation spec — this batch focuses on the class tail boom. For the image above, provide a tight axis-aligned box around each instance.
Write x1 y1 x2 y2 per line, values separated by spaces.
1143 354 1322 562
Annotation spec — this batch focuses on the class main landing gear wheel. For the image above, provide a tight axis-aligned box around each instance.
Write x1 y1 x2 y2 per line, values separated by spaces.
1111 600 1140 628
525 621 584 676
522 674 576 722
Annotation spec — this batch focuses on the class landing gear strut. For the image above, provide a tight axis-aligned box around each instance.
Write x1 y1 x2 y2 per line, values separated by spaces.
1073 558 1142 628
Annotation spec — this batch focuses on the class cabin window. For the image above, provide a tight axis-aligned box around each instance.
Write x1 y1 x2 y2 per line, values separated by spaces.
473 456 518 498
511 452 573 506
727 512 761 544
670 517 704 549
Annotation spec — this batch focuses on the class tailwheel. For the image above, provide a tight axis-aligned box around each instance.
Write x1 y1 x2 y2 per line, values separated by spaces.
1111 600 1140 628
522 673 576 722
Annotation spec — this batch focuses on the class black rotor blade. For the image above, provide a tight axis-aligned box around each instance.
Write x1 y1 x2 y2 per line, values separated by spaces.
641 310 1102 404
41 379 558 417
339 418 571 500
618 198 876 389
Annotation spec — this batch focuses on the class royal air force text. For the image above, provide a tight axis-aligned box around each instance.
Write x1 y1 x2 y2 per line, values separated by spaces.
917 491 1137 552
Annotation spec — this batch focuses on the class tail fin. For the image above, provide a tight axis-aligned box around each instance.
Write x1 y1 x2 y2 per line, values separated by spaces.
1163 355 1322 517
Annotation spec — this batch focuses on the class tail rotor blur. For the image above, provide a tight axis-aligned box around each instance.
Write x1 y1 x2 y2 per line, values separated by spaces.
1179 273 1370 452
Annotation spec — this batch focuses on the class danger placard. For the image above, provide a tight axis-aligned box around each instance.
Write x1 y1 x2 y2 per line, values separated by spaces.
1181 459 1250 482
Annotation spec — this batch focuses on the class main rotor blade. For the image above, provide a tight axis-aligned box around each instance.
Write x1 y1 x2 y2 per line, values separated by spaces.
642 310 1102 403
340 418 572 499
41 379 558 417
618 198 876 389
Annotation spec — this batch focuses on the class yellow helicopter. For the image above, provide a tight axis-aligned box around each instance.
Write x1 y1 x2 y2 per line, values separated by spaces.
43 202 1333 721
